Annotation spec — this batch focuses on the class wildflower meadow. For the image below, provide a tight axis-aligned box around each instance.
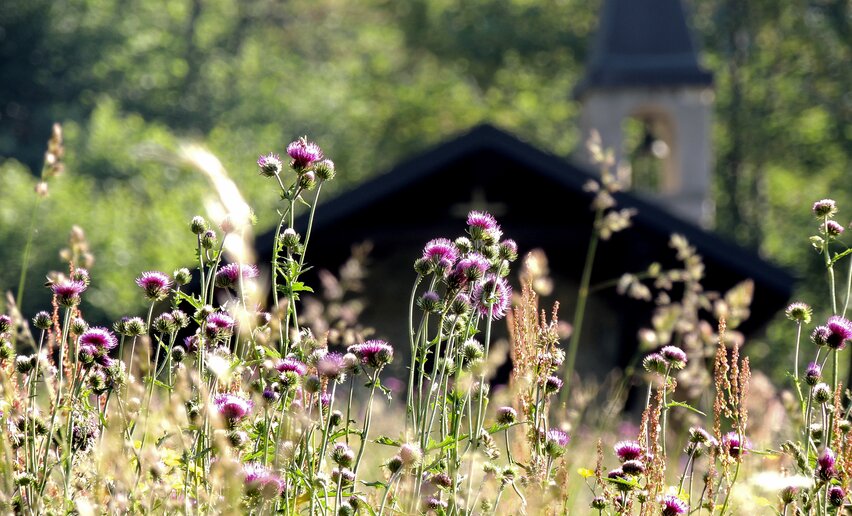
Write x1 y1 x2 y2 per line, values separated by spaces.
1 128 852 515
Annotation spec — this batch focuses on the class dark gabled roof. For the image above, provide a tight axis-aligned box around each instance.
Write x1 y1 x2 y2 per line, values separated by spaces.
574 0 714 98
259 124 794 334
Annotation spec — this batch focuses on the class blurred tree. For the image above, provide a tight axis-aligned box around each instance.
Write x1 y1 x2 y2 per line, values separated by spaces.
0 0 848 374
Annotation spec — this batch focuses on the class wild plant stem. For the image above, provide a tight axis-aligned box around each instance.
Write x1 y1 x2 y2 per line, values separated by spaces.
564 208 603 400
824 215 838 315
16 195 43 310
352 370 380 480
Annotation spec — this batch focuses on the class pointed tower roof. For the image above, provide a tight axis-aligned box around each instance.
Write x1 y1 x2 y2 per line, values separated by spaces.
574 0 713 98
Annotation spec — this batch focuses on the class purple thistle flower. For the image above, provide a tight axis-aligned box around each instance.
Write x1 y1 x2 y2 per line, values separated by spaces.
214 393 253 421
316 352 346 381
660 345 687 369
499 239 519 261
824 220 845 237
242 462 285 499
784 302 813 324
544 375 563 394
642 353 667 374
51 280 87 307
422 238 459 266
0 315 11 333
546 429 570 448
417 291 442 312
453 253 490 283
183 335 200 353
471 275 512 320
496 406 517 425
659 494 688 515
828 485 845 507
347 340 394 368
205 312 235 338
424 497 448 511
257 153 283 177
276 358 308 376
286 137 323 170
805 362 822 386
688 427 713 444
607 468 627 481
817 448 837 480
614 440 644 462
812 325 831 347
467 210 503 241
79 327 118 356
622 459 645 475
813 199 837 217
214 263 260 289
135 271 172 301
826 316 852 350
721 431 749 458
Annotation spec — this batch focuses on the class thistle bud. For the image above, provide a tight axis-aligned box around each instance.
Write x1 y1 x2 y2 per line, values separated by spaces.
33 311 52 331
190 216 208 235
314 159 336 181
173 268 192 286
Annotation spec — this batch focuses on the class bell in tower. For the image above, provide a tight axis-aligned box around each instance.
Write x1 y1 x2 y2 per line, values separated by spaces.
575 0 715 227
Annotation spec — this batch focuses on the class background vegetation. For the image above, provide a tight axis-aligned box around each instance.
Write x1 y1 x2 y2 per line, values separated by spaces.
0 0 849 375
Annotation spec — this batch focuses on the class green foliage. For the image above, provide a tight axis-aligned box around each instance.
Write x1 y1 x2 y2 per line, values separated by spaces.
0 0 849 359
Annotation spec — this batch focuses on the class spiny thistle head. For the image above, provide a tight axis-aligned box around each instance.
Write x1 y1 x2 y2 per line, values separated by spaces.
152 313 176 334
417 291 442 313
213 393 253 422
214 263 259 290
190 216 208 235
173 267 192 286
430 472 452 489
805 362 822 386
286 137 323 170
51 279 86 307
826 316 852 350
785 302 812 324
471 275 512 320
543 429 570 457
32 311 52 331
496 406 517 425
812 326 831 347
621 459 645 475
257 153 283 177
331 443 355 467
79 328 118 355
317 352 346 382
813 199 837 218
591 496 607 510
721 431 749 458
780 485 798 505
660 345 687 370
422 238 459 267
642 353 667 375
828 485 845 507
813 383 832 404
544 375 563 394
688 427 713 445
614 440 644 462
135 271 172 301
817 448 837 480
347 340 394 369
659 494 688 515
467 210 503 242
276 358 307 376
823 220 845 237
205 312 235 338
314 159 336 181
399 443 423 467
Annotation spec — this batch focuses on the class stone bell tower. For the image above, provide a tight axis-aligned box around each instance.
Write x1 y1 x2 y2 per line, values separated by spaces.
575 0 715 227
